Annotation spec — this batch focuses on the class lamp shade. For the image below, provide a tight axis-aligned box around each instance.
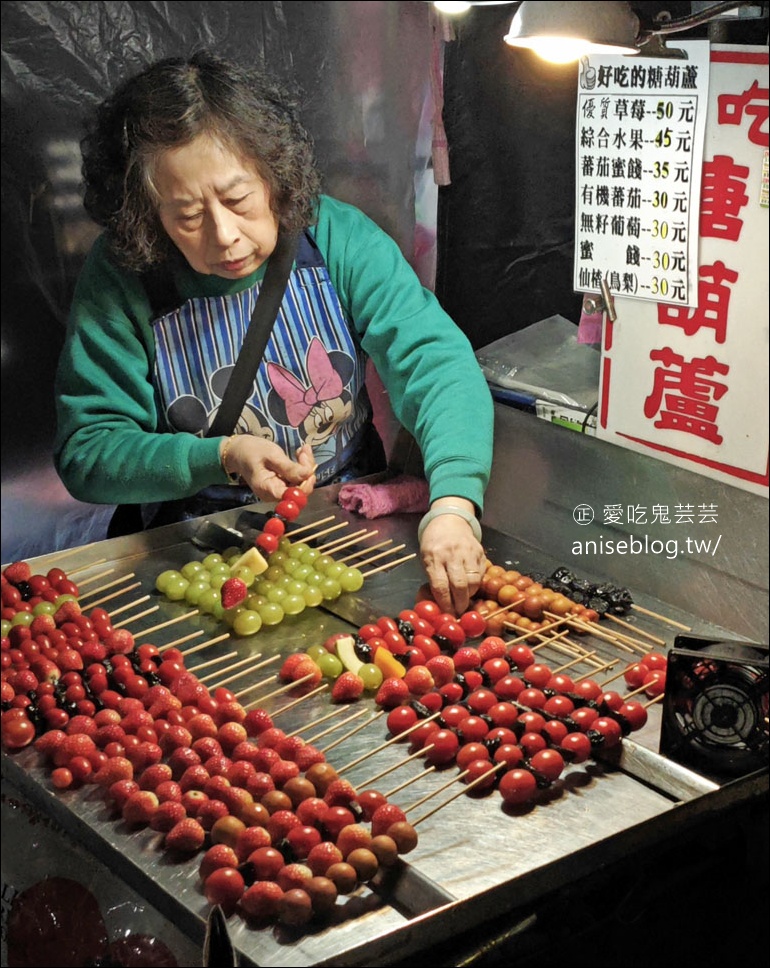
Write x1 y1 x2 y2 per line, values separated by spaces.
505 1 641 61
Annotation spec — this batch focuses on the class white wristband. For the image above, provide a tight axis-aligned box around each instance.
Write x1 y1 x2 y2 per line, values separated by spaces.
417 506 482 543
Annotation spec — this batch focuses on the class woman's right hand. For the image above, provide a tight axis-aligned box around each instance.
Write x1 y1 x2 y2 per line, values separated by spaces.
221 436 316 502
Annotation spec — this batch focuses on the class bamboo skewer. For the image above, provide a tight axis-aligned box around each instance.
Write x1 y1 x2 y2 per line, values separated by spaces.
336 712 440 774
361 552 417 578
78 573 137 600
552 650 599 674
624 680 660 700
108 595 151 618
134 610 200 636
340 539 393 563
74 567 117 588
531 633 605 668
159 629 206 652
285 515 337 539
358 745 434 789
39 547 106 568
180 632 231 658
577 657 618 680
190 650 240 674
404 769 470 815
237 674 277 700
544 612 637 654
79 582 142 610
643 693 665 709
240 672 317 706
299 521 349 545
604 614 666 647
411 763 506 826
591 624 654 654
199 653 263 686
505 616 572 644
208 652 280 685
113 605 160 629
483 599 526 620
304 708 370 745
355 543 407 571
599 664 633 688
66 557 109 576
285 705 351 739
271 683 329 717
385 766 436 799
315 528 367 553
316 529 376 554
320 711 385 755
631 603 691 631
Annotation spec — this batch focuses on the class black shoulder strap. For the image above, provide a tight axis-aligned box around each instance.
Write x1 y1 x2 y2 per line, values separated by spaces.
206 228 299 438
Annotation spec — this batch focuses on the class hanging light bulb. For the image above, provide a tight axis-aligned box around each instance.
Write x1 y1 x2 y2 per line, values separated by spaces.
504 1 641 63
433 1 473 13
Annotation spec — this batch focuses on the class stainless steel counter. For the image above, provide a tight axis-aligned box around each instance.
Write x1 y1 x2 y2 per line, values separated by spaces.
3 474 767 967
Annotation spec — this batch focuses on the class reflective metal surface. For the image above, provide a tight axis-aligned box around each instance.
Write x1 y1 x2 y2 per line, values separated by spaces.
3 477 766 967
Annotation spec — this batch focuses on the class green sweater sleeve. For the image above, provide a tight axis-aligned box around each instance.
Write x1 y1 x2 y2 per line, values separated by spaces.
54 236 227 504
312 197 494 511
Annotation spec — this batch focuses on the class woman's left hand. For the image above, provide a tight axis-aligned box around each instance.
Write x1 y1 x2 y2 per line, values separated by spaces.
419 503 487 616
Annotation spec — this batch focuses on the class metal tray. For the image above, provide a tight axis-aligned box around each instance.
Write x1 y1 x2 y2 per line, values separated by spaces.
2 491 765 967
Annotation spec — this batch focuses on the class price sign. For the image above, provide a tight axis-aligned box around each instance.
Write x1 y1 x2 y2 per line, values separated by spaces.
574 41 711 307
597 46 769 497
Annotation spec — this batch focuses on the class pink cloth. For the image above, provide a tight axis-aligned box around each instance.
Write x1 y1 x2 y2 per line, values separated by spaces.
338 476 430 519
577 307 604 345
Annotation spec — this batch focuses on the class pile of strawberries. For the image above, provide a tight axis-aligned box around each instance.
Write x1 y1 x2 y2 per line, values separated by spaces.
1 558 418 928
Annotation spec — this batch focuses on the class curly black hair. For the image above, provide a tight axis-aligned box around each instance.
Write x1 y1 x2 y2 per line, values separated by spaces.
81 51 321 271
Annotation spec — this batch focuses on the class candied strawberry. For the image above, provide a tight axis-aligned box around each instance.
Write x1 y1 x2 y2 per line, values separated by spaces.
200 843 240 880
34 729 67 760
243 708 274 737
425 655 456 687
107 779 140 812
3 561 32 585
256 727 287 750
293 744 325 771
94 756 134 787
403 666 434 696
138 763 173 791
453 647 481 672
371 803 407 837
266 809 302 844
305 841 343 877
323 778 358 807
240 880 284 921
149 800 187 832
274 735 306 761
279 652 313 682
220 577 248 610
270 759 300 787
331 672 365 703
104 629 135 656
62 733 98 759
164 817 206 853
375 677 410 709
54 600 83 625
122 789 159 826
196 799 231 831
477 636 508 661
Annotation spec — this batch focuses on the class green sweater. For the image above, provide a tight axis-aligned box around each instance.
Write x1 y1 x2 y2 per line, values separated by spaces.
54 195 493 509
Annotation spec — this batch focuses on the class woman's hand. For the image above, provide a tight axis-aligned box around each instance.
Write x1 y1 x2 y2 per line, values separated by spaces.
419 498 486 616
221 436 316 502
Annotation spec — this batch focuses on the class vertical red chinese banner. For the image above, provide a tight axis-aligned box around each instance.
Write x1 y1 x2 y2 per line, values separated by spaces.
598 46 769 496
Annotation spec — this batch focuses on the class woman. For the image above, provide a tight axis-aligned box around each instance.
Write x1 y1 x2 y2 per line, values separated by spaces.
54 51 494 614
